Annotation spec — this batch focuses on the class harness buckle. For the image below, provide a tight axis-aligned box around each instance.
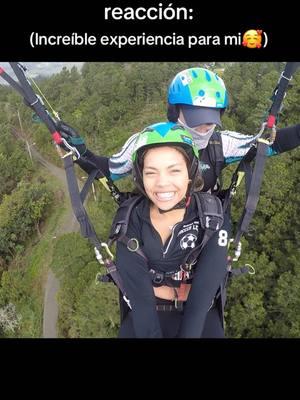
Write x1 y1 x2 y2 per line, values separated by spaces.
172 270 192 281
229 239 242 261
95 272 113 285
60 138 81 159
205 216 211 228
152 272 164 284
181 263 193 272
172 270 183 281
205 215 220 230
257 121 277 145
174 298 184 310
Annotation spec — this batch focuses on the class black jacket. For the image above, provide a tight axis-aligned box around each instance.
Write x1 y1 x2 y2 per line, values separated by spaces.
115 194 231 338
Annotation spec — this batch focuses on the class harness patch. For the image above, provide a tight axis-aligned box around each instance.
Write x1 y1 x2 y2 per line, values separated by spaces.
177 221 199 236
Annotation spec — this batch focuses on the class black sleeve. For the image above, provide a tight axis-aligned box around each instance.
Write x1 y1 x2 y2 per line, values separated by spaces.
178 211 231 338
75 149 110 179
116 240 163 338
272 124 300 154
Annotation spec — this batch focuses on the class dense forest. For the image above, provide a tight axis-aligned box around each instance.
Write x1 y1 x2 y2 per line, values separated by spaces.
0 62 299 338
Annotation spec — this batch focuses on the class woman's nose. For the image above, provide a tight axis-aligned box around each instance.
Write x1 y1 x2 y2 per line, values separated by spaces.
156 173 170 186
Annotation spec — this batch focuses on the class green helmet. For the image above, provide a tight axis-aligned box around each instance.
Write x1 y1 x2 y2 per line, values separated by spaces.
132 122 199 198
168 67 228 109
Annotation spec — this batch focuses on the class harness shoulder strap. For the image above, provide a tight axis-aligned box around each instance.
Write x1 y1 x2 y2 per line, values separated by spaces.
182 192 224 268
195 192 224 232
207 131 224 184
109 194 144 245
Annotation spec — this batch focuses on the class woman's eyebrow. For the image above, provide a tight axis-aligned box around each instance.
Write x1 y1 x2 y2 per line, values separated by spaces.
144 163 183 170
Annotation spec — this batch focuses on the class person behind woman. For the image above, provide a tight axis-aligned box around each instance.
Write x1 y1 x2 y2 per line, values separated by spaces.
114 122 230 338
58 66 300 196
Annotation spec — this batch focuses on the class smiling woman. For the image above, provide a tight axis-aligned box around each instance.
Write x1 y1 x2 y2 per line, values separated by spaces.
113 122 229 338
143 146 190 246
132 122 200 210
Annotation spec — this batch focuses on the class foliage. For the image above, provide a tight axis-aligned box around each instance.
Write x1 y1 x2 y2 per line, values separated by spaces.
51 233 119 337
0 181 53 264
0 303 22 335
1 62 300 338
0 125 32 202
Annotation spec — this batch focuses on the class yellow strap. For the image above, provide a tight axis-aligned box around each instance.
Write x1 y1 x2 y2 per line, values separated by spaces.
257 138 271 145
236 171 245 187
28 76 60 119
98 177 111 192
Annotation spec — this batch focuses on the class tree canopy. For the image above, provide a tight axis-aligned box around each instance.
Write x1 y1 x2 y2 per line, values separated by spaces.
0 62 299 337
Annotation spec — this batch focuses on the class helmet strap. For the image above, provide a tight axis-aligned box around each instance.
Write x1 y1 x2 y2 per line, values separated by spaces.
167 103 180 122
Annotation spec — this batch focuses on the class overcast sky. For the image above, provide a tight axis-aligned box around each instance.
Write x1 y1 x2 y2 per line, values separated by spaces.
0 62 84 83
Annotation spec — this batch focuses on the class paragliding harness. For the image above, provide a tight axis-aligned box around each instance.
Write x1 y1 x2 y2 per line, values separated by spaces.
106 191 223 280
222 62 300 275
100 191 224 315
0 62 298 316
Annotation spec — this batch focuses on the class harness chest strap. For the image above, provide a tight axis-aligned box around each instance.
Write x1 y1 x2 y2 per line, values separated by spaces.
108 192 224 288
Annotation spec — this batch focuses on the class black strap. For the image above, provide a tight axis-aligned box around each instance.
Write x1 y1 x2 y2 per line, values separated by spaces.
80 169 99 203
233 140 269 245
229 265 250 277
63 154 103 248
9 63 58 135
103 259 128 297
0 66 27 97
181 192 224 269
109 195 144 245
156 303 185 312
64 153 131 298
225 62 300 246
207 131 224 191
267 62 300 127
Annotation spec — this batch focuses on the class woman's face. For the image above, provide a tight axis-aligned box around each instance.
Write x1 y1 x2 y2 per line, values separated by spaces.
143 146 189 211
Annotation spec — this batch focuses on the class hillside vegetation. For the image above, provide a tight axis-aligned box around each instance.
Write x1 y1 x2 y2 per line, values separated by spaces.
0 62 299 337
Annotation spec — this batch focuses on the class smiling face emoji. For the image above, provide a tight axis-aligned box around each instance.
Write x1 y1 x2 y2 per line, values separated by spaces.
242 30 262 48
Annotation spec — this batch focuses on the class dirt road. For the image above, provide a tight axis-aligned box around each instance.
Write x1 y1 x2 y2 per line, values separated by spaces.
31 147 80 338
